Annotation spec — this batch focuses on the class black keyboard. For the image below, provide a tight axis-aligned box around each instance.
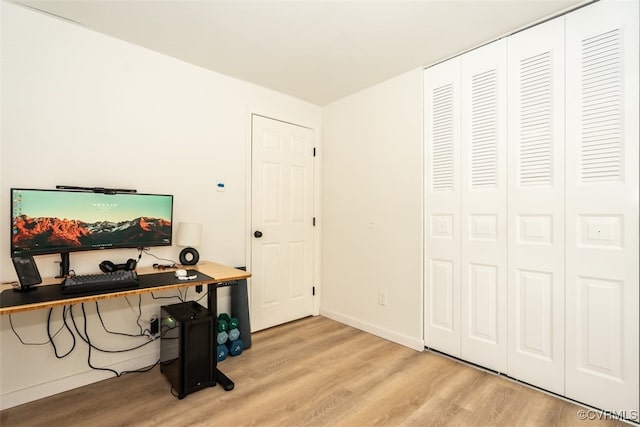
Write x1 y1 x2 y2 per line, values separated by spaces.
62 270 139 295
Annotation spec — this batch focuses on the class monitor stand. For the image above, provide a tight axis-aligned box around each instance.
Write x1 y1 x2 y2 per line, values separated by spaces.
56 252 70 278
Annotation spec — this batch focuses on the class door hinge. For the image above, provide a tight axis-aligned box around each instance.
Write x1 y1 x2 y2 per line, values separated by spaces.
313 147 317 157
313 217 316 226
312 286 316 296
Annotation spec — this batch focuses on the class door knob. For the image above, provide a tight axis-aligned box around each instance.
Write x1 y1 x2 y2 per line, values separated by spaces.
254 230 263 238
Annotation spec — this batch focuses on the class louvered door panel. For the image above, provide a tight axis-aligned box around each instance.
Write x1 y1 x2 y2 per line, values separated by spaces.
565 0 639 414
470 69 499 189
580 29 623 183
424 58 462 356
460 39 508 372
507 17 565 394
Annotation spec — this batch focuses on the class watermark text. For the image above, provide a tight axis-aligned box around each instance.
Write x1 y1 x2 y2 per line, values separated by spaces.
577 408 639 422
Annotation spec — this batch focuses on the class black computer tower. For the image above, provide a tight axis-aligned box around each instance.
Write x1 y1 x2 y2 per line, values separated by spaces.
160 301 215 399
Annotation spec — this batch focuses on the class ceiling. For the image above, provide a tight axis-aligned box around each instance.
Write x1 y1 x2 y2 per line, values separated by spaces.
17 0 587 106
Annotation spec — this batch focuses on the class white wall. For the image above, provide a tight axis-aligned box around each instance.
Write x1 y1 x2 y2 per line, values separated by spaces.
0 1 320 409
321 69 423 350
0 1 5 409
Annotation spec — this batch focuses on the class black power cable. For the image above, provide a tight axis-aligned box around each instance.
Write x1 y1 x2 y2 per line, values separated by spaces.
70 303 164 377
81 302 120 377
47 306 76 358
9 307 72 349
141 248 178 267
70 304 157 354
95 300 150 338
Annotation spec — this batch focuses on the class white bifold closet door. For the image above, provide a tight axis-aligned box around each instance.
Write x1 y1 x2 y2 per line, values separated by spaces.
424 0 638 416
506 17 565 394
460 39 508 372
564 0 639 413
424 40 509 372
424 57 462 357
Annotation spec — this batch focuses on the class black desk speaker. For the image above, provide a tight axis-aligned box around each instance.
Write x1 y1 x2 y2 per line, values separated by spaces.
160 301 215 398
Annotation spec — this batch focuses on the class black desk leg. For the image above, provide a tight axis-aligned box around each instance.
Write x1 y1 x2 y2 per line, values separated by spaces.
207 282 235 391
216 368 235 391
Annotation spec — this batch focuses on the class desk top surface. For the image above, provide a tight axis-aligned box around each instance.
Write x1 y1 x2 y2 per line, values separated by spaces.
0 261 250 315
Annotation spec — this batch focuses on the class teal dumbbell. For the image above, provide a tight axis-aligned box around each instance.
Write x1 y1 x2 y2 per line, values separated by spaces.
217 319 228 333
227 339 244 357
229 317 239 329
217 331 229 345
216 344 229 362
228 328 240 342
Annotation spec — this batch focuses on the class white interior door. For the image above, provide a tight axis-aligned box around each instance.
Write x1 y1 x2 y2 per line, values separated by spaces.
565 0 639 413
251 115 315 331
460 39 508 372
424 58 462 357
506 16 566 394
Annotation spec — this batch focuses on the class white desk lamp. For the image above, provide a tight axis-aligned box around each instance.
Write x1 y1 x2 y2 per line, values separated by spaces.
177 222 202 265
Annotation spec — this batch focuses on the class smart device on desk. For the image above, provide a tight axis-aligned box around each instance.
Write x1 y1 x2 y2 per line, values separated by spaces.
174 269 197 280
10 188 173 277
11 255 42 291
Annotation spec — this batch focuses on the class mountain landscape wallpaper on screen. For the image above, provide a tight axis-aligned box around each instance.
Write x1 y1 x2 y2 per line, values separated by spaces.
12 215 172 250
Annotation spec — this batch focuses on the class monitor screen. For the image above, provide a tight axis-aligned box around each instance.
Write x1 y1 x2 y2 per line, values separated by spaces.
10 188 173 257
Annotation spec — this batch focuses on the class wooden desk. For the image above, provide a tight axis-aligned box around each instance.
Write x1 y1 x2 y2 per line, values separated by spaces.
0 261 251 392
0 261 250 315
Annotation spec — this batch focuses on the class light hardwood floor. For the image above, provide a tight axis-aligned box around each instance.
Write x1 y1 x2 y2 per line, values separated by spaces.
0 316 630 426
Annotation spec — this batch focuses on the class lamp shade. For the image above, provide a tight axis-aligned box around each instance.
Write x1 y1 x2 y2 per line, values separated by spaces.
177 222 202 247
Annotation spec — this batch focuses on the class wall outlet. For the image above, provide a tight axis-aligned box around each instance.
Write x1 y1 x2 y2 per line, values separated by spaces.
378 290 387 306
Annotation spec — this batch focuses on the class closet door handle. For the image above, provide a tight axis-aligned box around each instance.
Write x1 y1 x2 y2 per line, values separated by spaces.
254 230 263 238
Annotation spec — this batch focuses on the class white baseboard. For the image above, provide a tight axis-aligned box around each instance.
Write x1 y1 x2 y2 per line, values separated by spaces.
0 352 159 411
320 309 425 351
